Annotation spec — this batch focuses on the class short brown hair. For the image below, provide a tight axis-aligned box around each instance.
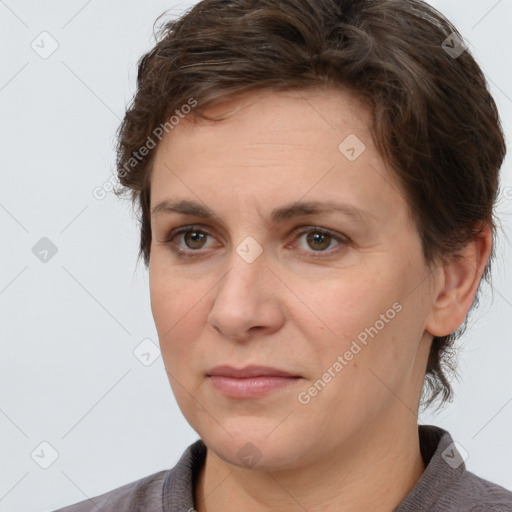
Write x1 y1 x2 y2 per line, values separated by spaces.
114 0 506 409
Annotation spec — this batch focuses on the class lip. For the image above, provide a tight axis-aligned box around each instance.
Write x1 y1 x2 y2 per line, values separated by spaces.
207 365 299 378
207 365 301 399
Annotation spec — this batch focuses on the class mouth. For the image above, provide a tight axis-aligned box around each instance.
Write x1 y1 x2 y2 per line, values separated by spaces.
207 365 302 398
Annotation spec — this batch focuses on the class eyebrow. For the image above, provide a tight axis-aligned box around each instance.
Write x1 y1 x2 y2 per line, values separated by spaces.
151 198 374 225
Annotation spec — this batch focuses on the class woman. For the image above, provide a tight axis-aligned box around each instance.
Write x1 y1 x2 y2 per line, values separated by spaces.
55 0 512 510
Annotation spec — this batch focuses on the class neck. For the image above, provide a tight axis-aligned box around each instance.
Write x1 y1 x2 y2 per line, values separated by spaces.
194 416 425 512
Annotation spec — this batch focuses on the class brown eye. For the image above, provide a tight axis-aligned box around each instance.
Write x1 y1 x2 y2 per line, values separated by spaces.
182 230 208 250
291 226 349 259
305 231 333 251
163 225 349 260
162 226 217 257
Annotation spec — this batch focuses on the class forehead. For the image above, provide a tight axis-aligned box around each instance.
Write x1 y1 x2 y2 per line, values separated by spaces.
152 88 371 175
163 86 372 149
149 87 406 225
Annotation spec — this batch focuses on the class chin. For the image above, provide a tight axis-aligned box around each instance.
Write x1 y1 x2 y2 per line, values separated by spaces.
198 420 316 471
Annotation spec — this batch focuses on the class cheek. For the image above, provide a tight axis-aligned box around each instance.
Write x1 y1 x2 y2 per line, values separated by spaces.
149 275 207 420
293 266 415 388
292 268 394 347
150 252 198 332
149 267 199 364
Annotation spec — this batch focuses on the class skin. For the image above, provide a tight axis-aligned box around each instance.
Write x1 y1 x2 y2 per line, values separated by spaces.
148 86 491 512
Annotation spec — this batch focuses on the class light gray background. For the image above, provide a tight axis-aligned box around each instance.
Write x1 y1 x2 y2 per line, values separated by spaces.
0 1 511 511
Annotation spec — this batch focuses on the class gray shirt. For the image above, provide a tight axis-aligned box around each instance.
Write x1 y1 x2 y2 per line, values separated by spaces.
52 425 512 511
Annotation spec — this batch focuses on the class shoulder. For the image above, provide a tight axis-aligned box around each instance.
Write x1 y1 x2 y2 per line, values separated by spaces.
459 470 512 512
51 438 206 512
397 425 512 512
51 469 168 512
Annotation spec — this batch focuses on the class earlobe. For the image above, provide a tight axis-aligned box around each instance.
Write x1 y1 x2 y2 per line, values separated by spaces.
425 226 492 337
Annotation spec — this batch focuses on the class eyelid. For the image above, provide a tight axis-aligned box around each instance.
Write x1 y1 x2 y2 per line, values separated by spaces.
161 224 350 258
160 224 221 257
289 226 349 258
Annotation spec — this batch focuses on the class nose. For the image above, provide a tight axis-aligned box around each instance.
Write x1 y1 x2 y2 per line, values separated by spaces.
206 245 285 343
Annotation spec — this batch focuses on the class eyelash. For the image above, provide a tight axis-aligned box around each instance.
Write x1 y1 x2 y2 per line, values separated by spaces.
161 225 350 260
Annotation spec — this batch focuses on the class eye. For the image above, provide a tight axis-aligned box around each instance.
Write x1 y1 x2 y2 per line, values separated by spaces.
290 226 348 258
161 225 217 257
160 225 349 259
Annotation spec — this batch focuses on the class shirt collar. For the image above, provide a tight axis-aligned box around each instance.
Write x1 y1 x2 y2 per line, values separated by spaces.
163 424 463 512
395 424 466 511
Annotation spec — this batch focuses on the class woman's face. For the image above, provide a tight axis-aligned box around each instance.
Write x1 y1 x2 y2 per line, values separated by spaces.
149 87 438 470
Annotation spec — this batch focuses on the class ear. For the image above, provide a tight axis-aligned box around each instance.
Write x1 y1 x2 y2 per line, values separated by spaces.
425 225 492 337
